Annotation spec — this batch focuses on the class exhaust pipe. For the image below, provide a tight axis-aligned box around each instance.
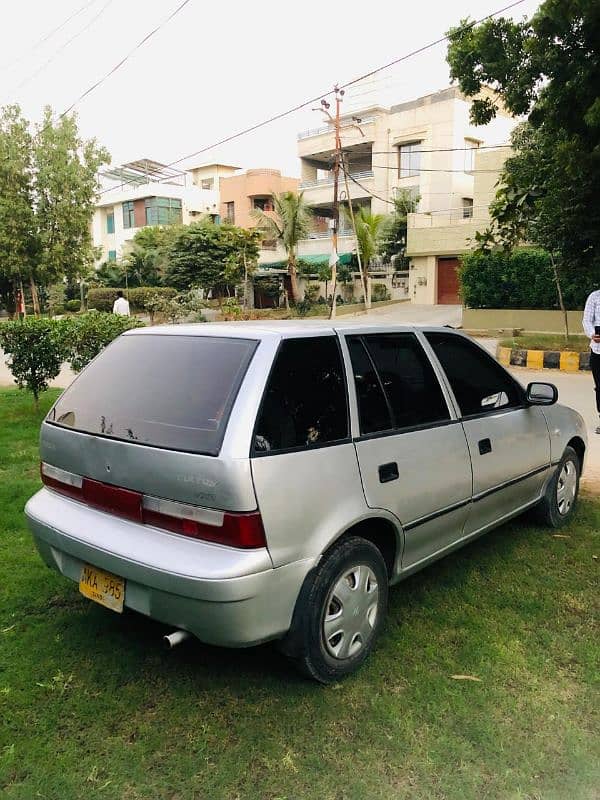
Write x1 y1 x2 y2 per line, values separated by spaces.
163 630 191 649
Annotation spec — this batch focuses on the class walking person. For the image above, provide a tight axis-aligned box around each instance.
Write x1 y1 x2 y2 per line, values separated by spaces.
583 287 600 433
112 290 130 317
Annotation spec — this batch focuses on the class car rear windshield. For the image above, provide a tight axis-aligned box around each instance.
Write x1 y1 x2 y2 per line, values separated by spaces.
48 334 258 455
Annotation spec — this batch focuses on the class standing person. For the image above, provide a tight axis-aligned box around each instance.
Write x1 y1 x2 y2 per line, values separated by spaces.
583 287 600 433
112 290 130 317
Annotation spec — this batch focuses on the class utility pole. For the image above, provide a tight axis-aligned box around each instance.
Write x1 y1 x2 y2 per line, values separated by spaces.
317 86 344 319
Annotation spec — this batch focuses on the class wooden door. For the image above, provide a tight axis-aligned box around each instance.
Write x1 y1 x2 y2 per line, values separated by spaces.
437 258 460 304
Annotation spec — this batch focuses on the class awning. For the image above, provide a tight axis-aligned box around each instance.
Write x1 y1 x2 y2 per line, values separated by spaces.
259 252 353 270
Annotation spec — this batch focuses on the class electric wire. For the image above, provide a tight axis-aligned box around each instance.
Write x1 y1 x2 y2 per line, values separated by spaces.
96 0 526 196
17 0 116 91
0 0 97 72
61 0 195 116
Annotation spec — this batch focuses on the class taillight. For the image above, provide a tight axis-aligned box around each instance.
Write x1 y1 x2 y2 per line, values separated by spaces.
41 462 83 500
40 462 266 549
141 496 266 549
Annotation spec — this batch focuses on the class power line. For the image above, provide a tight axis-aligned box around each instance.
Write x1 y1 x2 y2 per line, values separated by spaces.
17 0 115 91
61 0 195 117
97 0 526 197
0 0 97 73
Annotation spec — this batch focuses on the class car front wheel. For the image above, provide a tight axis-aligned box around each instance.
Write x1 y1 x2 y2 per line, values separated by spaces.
285 536 389 684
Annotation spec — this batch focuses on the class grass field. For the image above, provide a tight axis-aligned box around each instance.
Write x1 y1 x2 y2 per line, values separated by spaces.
1 387 599 800
499 334 591 353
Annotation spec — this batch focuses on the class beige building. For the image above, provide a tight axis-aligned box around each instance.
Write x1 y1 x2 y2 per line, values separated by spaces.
291 86 513 303
406 146 507 304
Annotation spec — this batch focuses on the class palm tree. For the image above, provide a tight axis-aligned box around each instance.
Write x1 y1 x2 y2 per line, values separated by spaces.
347 206 385 270
252 191 313 304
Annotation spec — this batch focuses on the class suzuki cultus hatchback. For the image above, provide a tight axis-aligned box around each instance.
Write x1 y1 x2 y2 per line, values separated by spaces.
26 323 587 682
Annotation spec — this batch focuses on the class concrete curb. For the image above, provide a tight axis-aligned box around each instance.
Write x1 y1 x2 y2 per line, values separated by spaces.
497 345 591 372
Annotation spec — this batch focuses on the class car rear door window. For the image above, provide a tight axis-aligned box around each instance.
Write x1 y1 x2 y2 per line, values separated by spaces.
346 337 393 434
48 334 257 455
253 336 349 454
348 333 450 434
425 332 523 417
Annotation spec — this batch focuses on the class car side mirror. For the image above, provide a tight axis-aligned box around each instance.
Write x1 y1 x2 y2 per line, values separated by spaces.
526 382 558 405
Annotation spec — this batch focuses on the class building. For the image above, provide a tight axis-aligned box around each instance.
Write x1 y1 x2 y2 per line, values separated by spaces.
218 168 299 230
405 146 507 304
92 159 237 265
292 86 514 303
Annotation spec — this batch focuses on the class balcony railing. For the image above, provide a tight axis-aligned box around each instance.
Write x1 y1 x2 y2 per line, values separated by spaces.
302 230 355 240
297 116 376 140
300 170 374 189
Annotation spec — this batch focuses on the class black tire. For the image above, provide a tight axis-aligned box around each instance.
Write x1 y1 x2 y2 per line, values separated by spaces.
283 536 388 684
534 446 580 528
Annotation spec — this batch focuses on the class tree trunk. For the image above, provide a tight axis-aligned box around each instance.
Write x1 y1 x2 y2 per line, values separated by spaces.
288 256 299 305
550 253 569 341
29 276 41 316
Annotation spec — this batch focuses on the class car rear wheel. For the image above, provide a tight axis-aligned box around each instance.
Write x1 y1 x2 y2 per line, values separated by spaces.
284 536 388 684
534 445 580 528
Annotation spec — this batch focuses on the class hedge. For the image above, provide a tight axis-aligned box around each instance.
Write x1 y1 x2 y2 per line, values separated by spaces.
459 248 595 310
87 287 177 313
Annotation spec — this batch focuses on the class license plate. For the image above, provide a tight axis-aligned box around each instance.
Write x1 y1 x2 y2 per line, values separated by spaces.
79 564 125 613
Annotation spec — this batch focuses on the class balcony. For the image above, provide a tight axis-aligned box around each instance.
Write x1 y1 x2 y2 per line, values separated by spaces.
297 116 376 140
300 169 374 189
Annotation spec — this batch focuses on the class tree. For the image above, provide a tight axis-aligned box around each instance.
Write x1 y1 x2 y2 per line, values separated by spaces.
446 1 600 301
34 108 110 303
349 207 384 269
0 317 66 408
252 191 313 304
164 220 260 296
122 225 182 287
0 105 110 315
0 106 37 311
379 190 420 265
63 311 143 373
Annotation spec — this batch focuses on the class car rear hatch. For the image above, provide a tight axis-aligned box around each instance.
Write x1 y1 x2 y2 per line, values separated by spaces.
40 330 263 548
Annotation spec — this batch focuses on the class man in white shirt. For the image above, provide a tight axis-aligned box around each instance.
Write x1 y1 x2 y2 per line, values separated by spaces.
582 288 600 433
112 290 130 317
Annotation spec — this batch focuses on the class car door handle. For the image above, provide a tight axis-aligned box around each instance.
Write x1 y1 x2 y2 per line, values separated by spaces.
478 438 492 455
378 462 399 483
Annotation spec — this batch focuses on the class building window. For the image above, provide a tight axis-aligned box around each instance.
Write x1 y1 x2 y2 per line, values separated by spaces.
108 250 117 262
399 142 422 178
144 197 182 226
253 197 273 212
225 202 235 223
122 200 135 229
464 140 479 172
106 211 115 234
462 198 474 219
201 178 214 190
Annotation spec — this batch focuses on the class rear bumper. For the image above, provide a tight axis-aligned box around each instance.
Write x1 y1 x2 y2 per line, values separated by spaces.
25 489 313 647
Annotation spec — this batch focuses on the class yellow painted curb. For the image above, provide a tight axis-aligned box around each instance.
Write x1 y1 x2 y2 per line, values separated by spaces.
560 351 580 372
526 349 544 370
498 346 511 366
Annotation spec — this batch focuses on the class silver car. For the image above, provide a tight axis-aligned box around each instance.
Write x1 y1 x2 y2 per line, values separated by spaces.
25 323 587 682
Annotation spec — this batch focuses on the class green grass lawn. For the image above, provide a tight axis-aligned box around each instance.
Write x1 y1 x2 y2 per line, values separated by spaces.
1 388 599 800
499 333 591 353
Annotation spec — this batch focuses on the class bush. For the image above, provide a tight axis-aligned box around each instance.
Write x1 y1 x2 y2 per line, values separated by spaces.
459 248 596 310
86 287 177 313
63 311 144 372
64 299 81 312
0 317 67 406
371 283 391 302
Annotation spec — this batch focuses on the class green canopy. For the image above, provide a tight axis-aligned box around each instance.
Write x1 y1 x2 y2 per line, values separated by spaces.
259 252 353 270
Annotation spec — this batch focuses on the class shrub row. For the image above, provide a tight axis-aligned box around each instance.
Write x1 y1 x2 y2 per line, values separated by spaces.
459 248 592 309
0 312 143 406
87 286 177 313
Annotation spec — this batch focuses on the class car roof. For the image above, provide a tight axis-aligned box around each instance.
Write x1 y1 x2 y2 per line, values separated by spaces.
126 319 463 340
